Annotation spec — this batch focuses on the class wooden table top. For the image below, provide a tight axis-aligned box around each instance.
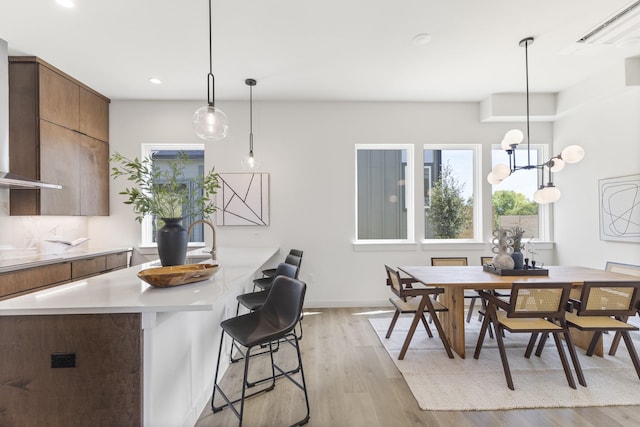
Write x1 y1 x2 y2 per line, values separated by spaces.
398 265 640 289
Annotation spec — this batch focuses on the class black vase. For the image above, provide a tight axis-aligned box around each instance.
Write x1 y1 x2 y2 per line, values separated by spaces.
156 217 188 266
511 249 524 270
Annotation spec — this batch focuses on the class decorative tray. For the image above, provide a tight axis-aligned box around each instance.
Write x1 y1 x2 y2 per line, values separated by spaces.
483 264 549 276
138 263 219 288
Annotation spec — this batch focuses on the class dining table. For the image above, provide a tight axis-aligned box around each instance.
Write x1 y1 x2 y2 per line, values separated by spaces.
398 265 640 358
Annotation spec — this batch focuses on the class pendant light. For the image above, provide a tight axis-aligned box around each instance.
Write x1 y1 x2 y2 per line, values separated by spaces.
241 78 261 171
487 37 585 204
192 0 228 141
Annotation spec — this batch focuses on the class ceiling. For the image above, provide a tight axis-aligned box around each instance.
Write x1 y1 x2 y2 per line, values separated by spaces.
1 0 640 102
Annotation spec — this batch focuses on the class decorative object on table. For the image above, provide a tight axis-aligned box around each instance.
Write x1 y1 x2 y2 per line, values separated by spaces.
599 174 640 243
486 37 584 204
110 151 220 266
490 228 515 270
241 78 261 171
192 0 228 141
509 225 525 270
482 264 549 276
215 173 270 226
138 263 219 288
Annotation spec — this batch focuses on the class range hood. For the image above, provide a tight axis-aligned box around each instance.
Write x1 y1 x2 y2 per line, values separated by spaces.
0 172 62 189
0 38 62 191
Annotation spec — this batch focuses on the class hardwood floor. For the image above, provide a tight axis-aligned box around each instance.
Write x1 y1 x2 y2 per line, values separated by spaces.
195 307 640 427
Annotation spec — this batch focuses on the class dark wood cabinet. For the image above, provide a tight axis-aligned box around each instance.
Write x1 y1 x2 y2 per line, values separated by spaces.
8 56 110 216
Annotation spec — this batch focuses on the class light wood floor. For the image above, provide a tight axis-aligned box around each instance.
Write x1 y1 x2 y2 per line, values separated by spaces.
195 307 640 427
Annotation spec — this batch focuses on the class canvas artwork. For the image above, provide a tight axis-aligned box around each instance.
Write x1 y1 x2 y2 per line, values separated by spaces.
215 173 269 226
599 174 640 243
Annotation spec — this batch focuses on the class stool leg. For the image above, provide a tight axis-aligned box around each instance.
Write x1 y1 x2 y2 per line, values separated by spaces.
211 331 227 412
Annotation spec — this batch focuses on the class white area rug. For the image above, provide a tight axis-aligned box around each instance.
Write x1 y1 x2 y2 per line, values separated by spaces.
369 315 640 411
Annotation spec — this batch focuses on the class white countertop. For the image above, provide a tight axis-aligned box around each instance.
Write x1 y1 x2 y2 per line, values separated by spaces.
0 247 278 316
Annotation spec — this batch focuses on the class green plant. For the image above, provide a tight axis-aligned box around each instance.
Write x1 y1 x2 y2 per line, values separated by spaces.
492 190 537 229
110 151 220 223
426 162 472 239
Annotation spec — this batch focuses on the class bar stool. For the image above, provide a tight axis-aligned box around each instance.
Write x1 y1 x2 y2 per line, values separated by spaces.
211 276 310 426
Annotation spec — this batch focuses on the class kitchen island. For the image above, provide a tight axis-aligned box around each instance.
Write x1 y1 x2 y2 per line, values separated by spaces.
0 246 278 427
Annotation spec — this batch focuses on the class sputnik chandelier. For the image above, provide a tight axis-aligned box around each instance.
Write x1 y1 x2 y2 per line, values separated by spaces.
487 37 585 204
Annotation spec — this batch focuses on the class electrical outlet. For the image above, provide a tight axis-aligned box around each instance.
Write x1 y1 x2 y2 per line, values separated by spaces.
51 352 76 368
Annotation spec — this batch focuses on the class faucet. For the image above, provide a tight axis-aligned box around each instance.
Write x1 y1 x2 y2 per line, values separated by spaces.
187 219 217 260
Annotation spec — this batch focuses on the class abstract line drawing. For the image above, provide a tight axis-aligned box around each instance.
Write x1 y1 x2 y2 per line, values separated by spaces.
599 174 640 243
215 173 269 226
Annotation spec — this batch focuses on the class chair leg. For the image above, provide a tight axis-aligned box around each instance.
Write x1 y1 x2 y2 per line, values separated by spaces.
524 332 539 358
474 307 492 359
561 324 586 387
420 313 433 338
385 310 400 339
272 333 311 426
423 298 454 359
494 323 514 390
621 331 640 380
535 332 549 357
609 331 623 356
586 332 603 356
466 297 476 323
551 332 577 389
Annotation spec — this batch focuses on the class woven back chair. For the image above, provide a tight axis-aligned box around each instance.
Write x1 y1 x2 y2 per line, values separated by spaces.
604 262 640 355
384 265 453 360
474 282 585 390
431 256 486 323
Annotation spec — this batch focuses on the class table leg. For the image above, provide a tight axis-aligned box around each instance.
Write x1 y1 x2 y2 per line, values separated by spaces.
440 287 466 358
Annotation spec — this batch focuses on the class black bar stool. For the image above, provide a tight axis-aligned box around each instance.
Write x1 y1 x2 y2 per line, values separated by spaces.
211 276 310 426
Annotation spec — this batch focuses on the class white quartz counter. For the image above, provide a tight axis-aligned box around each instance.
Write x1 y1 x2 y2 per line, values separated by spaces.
0 246 278 316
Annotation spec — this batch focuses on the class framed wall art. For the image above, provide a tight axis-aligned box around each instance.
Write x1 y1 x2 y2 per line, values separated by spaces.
599 174 640 243
215 173 269 226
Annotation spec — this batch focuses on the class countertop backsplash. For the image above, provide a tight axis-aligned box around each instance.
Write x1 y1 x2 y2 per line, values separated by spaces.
0 215 89 258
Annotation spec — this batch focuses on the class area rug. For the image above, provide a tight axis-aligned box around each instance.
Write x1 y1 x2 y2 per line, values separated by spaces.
368 315 640 411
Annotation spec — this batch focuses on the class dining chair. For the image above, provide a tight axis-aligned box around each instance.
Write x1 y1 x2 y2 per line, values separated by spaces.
431 257 484 323
474 282 585 390
603 262 640 355
254 256 301 291
537 281 640 381
261 249 304 278
480 256 493 266
385 265 454 360
211 276 310 426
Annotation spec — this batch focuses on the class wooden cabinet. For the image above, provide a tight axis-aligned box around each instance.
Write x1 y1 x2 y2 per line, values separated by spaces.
0 251 130 299
0 263 71 299
8 56 110 216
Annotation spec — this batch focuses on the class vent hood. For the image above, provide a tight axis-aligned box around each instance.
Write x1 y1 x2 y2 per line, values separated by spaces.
0 38 62 191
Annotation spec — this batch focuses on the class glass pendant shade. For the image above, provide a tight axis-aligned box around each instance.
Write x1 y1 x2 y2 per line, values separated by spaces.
192 105 229 141
241 152 261 171
487 172 502 185
537 185 561 204
549 157 565 172
561 145 585 164
504 129 524 146
533 188 546 204
491 163 511 180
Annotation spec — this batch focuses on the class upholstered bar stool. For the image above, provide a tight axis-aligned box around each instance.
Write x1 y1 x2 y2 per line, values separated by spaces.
211 276 310 426
261 249 304 278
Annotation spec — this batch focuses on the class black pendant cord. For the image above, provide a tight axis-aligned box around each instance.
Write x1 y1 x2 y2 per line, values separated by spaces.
524 38 531 167
206 0 215 107
249 83 254 154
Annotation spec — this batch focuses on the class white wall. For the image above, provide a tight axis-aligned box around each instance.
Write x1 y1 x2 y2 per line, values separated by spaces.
90 99 555 307
553 61 640 268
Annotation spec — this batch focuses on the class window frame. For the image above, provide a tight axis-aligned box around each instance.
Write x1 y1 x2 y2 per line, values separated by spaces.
422 143 482 244
140 143 206 247
489 143 551 242
354 144 415 245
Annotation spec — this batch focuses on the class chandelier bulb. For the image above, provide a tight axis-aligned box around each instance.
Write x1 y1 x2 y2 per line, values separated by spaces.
560 145 585 164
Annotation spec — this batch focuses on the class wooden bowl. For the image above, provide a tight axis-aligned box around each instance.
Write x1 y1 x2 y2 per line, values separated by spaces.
138 263 219 288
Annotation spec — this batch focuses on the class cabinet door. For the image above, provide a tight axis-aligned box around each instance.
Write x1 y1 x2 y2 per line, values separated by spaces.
40 120 81 215
106 252 129 271
38 65 79 130
0 263 72 299
79 87 109 142
72 256 107 279
79 135 109 215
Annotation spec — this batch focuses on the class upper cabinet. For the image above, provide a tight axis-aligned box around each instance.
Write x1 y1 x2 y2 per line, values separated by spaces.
8 57 110 216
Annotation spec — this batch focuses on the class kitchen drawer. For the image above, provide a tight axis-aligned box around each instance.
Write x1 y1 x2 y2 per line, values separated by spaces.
72 256 106 279
0 263 72 298
106 252 129 271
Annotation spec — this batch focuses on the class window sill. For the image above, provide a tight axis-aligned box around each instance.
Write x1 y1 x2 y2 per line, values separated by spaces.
352 241 418 252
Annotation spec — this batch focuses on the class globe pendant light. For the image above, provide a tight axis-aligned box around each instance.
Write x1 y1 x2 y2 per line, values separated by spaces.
487 37 585 204
241 78 261 171
192 0 228 141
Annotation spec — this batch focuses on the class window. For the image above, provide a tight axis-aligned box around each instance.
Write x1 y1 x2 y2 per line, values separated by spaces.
141 143 207 246
424 145 479 240
490 145 548 240
355 145 414 242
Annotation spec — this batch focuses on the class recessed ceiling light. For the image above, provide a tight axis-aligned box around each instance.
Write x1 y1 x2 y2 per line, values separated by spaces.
56 0 75 8
412 33 432 46
149 77 162 85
